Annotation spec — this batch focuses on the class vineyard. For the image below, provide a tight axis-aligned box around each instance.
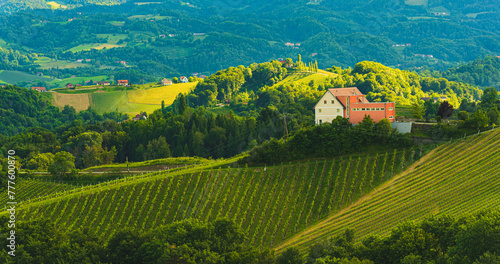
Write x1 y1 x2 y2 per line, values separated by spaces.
4 149 414 249
276 129 500 253
0 178 77 206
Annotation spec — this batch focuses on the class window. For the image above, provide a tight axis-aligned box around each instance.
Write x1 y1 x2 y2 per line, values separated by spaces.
331 100 335 104
319 119 322 124
319 109 322 113
362 108 365 111
324 100 327 104
389 116 394 119
337 109 340 113
389 107 393 110
376 108 380 111
381 108 385 111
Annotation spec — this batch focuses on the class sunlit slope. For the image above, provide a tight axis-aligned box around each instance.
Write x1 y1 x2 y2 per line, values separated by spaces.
7 150 414 249
275 129 500 253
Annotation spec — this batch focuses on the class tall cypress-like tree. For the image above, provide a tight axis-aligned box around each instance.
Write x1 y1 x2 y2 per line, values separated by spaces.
178 93 187 115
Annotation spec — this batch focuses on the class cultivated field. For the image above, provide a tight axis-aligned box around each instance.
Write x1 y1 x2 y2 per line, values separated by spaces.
276 129 500 253
4 150 414 249
128 82 198 105
52 92 91 111
67 43 125 53
90 91 159 116
271 71 336 89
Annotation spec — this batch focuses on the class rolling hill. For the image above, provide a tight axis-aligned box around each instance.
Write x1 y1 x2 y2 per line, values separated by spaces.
0 149 415 250
275 128 500 253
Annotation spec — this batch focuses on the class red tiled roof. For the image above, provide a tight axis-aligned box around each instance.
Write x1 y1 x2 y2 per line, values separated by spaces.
117 80 128 83
31 87 46 91
328 87 362 96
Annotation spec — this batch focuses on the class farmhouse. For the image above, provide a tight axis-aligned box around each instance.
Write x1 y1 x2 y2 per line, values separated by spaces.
117 80 129 86
180 76 188 83
98 81 111 86
161 78 172 86
31 86 47 92
65 83 74 89
75 84 82 87
314 87 395 124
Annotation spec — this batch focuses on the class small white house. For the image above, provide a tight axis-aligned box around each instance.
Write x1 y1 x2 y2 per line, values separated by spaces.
180 76 188 83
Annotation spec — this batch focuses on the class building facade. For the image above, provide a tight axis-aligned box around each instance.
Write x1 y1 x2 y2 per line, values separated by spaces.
314 87 395 124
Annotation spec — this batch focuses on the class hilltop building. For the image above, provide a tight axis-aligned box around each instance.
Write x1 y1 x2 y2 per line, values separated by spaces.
314 87 395 124
31 87 47 92
180 76 188 83
161 78 172 86
117 80 129 86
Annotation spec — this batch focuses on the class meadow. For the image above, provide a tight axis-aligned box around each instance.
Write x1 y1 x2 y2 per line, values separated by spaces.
0 70 52 84
276 129 500 253
52 92 91 111
128 82 198 105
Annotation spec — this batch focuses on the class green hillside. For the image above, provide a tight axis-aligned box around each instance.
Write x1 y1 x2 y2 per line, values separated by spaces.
276 128 500 253
0 178 77 205
0 70 52 84
2 149 415 249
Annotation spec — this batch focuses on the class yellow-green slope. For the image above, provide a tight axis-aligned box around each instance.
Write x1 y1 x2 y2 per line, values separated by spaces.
275 129 500 253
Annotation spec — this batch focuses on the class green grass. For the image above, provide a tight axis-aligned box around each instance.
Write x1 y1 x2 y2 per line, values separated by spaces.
276 129 500 253
128 14 170 20
271 71 336 89
90 90 160 116
84 157 212 171
67 43 125 53
50 75 108 87
0 38 10 48
5 150 414 249
0 70 52 84
405 0 427 6
107 21 125 26
395 106 413 118
96 34 128 44
193 35 208 41
37 59 91 70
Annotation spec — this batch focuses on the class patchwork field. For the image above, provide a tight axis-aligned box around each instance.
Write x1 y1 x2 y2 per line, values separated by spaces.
128 82 198 105
52 92 91 111
96 34 128 44
50 75 108 87
276 129 500 253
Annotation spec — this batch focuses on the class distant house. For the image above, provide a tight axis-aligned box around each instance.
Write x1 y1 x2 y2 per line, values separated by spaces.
180 76 188 83
193 33 205 36
117 80 129 86
65 83 74 89
199 75 207 79
421 97 447 103
85 59 91 62
36 72 43 76
98 81 111 86
161 78 172 86
132 114 147 121
31 86 46 92
0 85 7 88
314 87 395 124
76 59 83 63
75 84 82 87
159 34 166 38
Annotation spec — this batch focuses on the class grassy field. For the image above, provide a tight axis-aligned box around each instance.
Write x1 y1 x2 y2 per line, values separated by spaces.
107 21 125 26
52 92 91 111
90 90 160 115
50 75 108 87
0 70 52 84
128 14 170 20
67 43 125 53
405 0 427 6
0 38 9 48
128 82 198 105
275 129 500 253
47 1 67 9
3 150 414 250
38 59 91 70
96 34 128 44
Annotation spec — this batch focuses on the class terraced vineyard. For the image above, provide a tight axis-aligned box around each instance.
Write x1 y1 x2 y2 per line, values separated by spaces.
276 129 500 253
5 149 414 249
0 178 77 206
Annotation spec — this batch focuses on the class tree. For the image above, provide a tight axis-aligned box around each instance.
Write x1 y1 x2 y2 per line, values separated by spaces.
458 111 469 121
48 151 75 178
480 87 498 109
437 101 454 119
411 101 424 119
173 77 179 83
25 153 55 170
277 247 303 264
487 107 500 125
178 93 187 115
144 136 171 160
423 100 439 118
285 58 293 68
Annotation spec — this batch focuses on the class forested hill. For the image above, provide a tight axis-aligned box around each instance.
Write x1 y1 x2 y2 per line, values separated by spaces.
1 0 500 80
424 55 500 89
0 86 125 136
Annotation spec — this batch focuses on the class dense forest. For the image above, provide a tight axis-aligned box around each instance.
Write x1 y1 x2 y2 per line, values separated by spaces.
0 0 500 81
422 55 500 89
